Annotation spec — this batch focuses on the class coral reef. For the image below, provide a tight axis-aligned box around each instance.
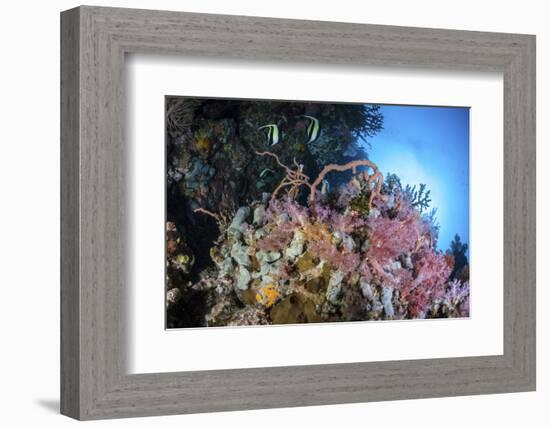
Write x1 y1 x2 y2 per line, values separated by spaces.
165 98 469 328
184 152 469 326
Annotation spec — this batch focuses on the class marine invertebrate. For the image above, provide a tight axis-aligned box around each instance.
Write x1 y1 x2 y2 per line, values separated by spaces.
404 183 432 213
308 239 361 275
192 201 239 233
195 135 213 153
442 279 470 309
166 97 198 133
349 191 372 215
270 294 321 324
255 283 279 307
367 216 421 266
400 248 454 317
226 306 270 326
256 228 293 252
325 210 366 234
166 221 194 274
193 207 221 222
165 99 395 328
256 151 311 202
173 140 467 326
166 287 182 309
189 158 466 325
256 150 386 216
309 159 385 215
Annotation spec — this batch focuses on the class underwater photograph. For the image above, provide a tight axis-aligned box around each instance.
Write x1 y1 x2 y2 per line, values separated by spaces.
165 97 470 328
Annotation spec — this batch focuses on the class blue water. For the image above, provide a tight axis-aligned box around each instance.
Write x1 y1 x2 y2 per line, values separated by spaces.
366 104 470 253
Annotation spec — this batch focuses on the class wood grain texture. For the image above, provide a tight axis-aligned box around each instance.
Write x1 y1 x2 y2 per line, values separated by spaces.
60 5 536 420
60 7 80 419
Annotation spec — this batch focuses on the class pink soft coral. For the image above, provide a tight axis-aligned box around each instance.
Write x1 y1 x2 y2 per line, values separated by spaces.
257 197 309 251
367 216 419 265
443 279 470 306
256 227 294 251
400 248 454 317
366 257 412 289
330 211 366 234
313 205 365 234
442 279 470 316
308 239 361 274
265 197 310 224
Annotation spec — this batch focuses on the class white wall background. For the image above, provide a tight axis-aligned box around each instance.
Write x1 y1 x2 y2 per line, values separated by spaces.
0 0 546 425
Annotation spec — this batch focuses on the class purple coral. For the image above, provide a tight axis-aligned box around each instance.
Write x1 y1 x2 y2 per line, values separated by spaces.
441 279 470 317
444 279 470 306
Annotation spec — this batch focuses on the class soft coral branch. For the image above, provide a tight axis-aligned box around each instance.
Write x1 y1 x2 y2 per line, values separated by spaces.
400 249 454 317
256 151 386 217
256 151 312 202
309 160 385 215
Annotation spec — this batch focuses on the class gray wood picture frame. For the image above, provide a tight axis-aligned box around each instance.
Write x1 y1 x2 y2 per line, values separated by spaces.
60 5 536 421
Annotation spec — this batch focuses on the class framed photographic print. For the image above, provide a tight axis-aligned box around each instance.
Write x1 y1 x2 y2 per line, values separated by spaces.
61 6 536 420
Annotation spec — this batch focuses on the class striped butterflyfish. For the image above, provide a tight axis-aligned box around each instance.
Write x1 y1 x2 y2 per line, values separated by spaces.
301 115 320 144
258 124 280 146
